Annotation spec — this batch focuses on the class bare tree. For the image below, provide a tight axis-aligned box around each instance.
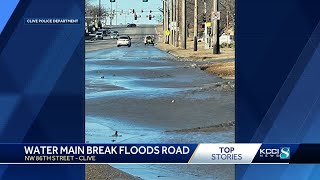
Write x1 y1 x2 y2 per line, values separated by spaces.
185 0 235 36
85 1 107 29
85 4 107 17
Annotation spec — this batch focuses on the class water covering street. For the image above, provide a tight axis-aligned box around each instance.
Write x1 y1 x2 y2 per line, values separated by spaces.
86 25 234 179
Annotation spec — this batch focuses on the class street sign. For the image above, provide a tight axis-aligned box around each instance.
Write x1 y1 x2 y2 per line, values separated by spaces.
212 11 220 20
165 30 170 36
169 22 177 29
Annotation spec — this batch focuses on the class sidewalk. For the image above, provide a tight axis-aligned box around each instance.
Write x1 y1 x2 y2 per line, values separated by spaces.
155 26 235 79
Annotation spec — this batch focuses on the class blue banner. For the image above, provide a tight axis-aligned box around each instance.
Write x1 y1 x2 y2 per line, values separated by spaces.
0 144 196 164
0 144 318 164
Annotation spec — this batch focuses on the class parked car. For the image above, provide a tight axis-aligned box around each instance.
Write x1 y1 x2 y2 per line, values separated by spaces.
127 24 136 27
117 36 131 47
95 32 103 40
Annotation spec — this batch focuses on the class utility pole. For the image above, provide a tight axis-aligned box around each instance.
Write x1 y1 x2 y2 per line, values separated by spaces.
212 0 220 54
163 0 169 44
163 1 165 32
172 0 176 46
180 0 187 49
193 0 198 51
204 1 209 49
174 0 179 47
169 0 174 45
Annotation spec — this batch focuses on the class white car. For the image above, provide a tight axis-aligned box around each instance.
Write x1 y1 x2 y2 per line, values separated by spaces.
117 36 131 47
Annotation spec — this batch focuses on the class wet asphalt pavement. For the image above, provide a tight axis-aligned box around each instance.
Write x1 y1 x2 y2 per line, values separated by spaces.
85 25 234 180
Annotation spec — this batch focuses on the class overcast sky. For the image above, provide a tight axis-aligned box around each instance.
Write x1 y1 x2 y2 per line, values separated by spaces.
90 0 163 24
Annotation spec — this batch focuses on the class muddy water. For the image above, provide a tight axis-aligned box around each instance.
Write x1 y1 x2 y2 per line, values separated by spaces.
86 33 234 179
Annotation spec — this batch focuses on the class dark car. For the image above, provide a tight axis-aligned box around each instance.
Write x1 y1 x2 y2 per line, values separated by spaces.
111 32 119 39
106 29 111 34
113 30 119 34
127 24 137 27
98 29 108 36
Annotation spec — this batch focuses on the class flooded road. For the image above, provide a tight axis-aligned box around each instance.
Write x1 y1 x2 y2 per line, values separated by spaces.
85 25 234 180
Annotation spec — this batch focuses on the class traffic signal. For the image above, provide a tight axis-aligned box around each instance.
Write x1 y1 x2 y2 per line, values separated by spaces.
134 15 137 20
150 10 152 13
202 14 206 22
132 9 135 13
141 10 144 13
143 0 148 2
110 0 115 2
149 15 152 20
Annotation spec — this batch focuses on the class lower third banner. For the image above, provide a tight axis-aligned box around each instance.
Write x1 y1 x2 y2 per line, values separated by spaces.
0 143 318 164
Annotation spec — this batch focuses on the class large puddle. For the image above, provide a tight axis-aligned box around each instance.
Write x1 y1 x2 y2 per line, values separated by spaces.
85 46 234 179
86 116 234 180
86 116 233 144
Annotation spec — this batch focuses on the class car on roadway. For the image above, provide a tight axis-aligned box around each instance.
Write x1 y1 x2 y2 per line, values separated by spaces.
111 31 119 39
144 35 155 45
117 36 131 47
106 28 111 34
95 32 103 40
111 33 119 39
127 23 136 27
98 29 108 36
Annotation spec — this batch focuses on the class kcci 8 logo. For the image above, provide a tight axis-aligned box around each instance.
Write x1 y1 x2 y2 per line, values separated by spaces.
259 147 290 159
